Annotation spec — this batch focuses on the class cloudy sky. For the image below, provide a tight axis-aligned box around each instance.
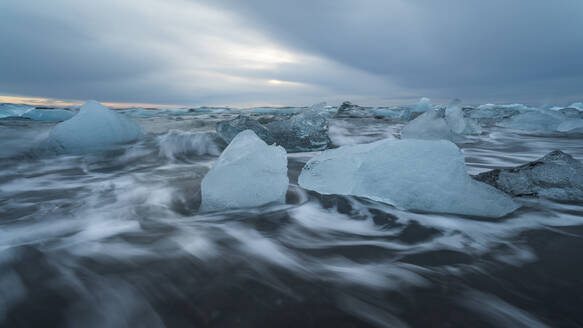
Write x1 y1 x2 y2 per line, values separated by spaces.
1 0 582 107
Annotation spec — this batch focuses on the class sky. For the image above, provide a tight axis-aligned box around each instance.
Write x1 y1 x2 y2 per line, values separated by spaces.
1 0 582 107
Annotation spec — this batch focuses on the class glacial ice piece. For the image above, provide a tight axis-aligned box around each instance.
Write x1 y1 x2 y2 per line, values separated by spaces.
496 111 563 132
216 116 275 145
44 100 143 153
400 110 455 141
200 130 289 211
298 139 519 217
250 107 303 115
413 97 432 112
568 102 583 111
468 104 521 120
556 119 583 133
369 108 401 118
334 101 371 118
445 99 482 135
558 107 583 118
266 105 332 152
473 150 583 201
0 104 30 119
22 108 75 121
308 102 327 112
304 102 336 118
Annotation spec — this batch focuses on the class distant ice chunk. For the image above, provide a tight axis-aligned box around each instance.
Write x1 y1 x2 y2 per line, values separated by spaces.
413 97 432 112
368 108 401 118
0 104 32 119
22 108 75 121
249 107 303 115
474 150 583 201
334 101 372 118
468 104 521 120
496 111 563 132
299 139 518 217
568 102 583 111
157 130 223 160
266 104 332 152
445 99 482 135
401 110 455 141
477 103 534 112
558 107 583 118
556 119 583 133
201 130 289 211
496 108 583 133
249 107 282 115
308 102 327 112
216 116 275 145
45 100 143 153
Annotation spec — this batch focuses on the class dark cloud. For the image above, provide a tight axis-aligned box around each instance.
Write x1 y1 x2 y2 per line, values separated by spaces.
1 0 582 105
205 0 583 103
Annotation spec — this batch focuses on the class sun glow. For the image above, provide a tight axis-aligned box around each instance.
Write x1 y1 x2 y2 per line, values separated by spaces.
267 79 302 86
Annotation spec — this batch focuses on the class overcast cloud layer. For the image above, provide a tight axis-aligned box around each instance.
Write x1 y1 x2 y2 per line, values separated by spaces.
1 0 582 106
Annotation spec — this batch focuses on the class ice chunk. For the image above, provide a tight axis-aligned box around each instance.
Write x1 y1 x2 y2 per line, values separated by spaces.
473 150 583 201
304 102 337 118
249 107 303 115
468 104 521 120
334 101 372 118
44 100 143 153
368 108 401 118
496 109 583 133
298 139 519 217
216 116 275 145
496 110 563 132
556 119 583 133
413 97 432 112
558 107 583 118
0 104 31 119
568 102 583 111
400 110 455 141
308 102 327 112
266 104 332 152
22 108 75 121
445 99 482 135
157 130 224 160
201 130 289 211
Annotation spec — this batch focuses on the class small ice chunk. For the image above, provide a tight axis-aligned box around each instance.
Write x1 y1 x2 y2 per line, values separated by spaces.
557 119 583 133
44 100 143 153
299 139 519 217
468 104 521 120
22 108 75 121
369 108 401 118
568 102 583 111
216 116 275 145
250 107 303 115
473 150 583 201
558 107 583 118
201 130 289 211
309 102 327 112
266 104 332 152
496 110 563 132
401 110 455 141
334 101 372 118
0 104 30 119
413 97 432 112
445 99 482 135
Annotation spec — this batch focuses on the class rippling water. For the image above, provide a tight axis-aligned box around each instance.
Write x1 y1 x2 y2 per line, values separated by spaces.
1 113 583 327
